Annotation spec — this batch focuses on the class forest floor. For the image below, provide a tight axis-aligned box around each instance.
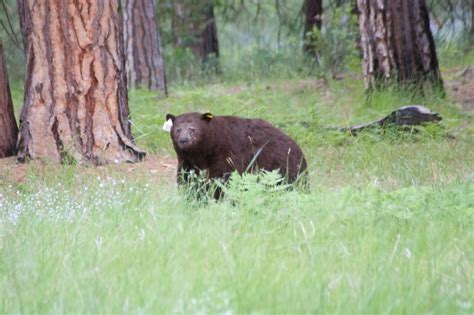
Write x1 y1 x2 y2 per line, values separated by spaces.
0 154 177 186
1 67 473 183
444 66 474 112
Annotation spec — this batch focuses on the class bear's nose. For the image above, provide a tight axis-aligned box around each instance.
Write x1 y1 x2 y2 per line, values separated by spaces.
179 138 189 145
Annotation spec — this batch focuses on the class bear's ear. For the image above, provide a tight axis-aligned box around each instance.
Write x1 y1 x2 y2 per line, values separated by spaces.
202 112 214 122
165 114 176 122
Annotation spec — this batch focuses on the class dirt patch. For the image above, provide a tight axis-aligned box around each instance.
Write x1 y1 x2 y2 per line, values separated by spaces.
0 154 178 185
99 154 178 184
215 86 246 96
445 66 474 112
0 156 26 184
102 154 177 179
451 82 474 112
267 78 329 93
214 79 328 97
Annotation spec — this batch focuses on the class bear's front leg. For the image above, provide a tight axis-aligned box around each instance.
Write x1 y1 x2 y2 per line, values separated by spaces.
177 158 200 186
207 159 236 199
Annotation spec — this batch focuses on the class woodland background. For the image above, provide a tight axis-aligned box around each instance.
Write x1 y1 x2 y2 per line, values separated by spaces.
0 0 473 313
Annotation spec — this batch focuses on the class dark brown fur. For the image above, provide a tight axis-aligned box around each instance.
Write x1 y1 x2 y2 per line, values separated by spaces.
166 112 307 189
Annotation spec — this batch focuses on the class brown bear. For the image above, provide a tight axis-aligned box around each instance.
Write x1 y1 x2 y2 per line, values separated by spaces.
165 112 307 194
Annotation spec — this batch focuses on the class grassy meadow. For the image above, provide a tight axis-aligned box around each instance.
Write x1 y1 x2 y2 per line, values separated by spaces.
1 51 474 313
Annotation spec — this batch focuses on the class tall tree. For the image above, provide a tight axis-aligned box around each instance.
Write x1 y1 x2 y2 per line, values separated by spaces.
302 0 323 55
357 0 443 91
16 0 145 164
0 42 18 158
173 0 219 68
122 0 167 95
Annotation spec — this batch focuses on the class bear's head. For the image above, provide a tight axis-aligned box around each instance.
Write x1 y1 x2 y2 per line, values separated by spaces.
165 112 214 151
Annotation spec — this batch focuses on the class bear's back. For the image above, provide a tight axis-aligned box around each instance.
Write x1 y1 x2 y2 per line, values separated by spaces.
209 115 306 180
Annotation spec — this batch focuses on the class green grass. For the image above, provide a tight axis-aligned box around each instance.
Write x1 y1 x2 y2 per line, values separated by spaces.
1 172 473 313
1 74 473 313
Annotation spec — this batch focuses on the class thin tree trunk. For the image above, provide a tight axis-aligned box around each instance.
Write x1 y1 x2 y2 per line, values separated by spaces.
199 4 219 65
122 0 167 95
303 0 323 55
17 0 27 51
357 0 443 91
173 1 219 68
17 0 145 164
0 42 18 158
471 0 474 41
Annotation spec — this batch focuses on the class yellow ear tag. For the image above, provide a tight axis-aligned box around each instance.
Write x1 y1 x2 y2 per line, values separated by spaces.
206 114 214 119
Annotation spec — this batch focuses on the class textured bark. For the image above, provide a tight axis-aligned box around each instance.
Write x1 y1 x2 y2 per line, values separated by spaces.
173 1 219 66
357 0 443 91
0 42 18 158
303 0 323 55
122 0 167 94
17 0 145 164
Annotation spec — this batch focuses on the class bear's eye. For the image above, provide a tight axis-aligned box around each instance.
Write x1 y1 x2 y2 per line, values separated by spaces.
176 128 182 133
188 127 195 133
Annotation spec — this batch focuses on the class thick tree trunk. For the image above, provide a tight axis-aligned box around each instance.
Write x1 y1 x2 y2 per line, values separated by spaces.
17 0 145 164
122 0 167 95
357 0 443 91
173 1 219 67
303 0 322 55
0 42 18 158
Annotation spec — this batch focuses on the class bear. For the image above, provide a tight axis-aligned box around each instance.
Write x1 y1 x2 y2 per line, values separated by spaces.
165 112 307 196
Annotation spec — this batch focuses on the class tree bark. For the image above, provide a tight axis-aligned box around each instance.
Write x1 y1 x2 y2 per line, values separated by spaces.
303 0 323 55
357 0 443 91
121 0 167 95
16 0 145 164
0 42 18 158
173 1 219 67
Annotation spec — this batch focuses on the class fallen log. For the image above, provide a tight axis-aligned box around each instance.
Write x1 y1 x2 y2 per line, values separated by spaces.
334 105 442 135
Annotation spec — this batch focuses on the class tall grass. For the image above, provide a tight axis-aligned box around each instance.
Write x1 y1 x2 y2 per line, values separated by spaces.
1 168 473 313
